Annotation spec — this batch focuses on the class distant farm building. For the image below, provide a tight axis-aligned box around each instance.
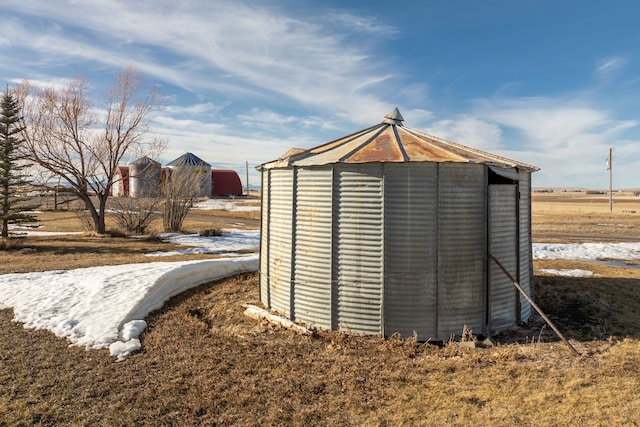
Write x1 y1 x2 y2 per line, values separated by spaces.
166 152 212 198
113 153 243 198
212 169 243 196
257 108 539 340
112 166 130 197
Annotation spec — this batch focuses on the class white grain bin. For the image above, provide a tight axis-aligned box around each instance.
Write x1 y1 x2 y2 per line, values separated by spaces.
129 157 161 197
166 152 212 198
257 108 539 340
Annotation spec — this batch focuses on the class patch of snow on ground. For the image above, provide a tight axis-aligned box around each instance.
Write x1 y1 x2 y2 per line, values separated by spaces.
193 198 260 212
0 255 258 360
145 229 260 256
539 269 594 277
532 242 640 261
10 230 84 237
8 223 84 237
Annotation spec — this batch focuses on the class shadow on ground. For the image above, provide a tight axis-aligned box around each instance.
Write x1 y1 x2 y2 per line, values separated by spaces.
519 274 640 342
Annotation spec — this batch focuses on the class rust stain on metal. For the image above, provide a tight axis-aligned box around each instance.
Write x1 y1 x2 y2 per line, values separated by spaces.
346 133 405 162
397 129 469 162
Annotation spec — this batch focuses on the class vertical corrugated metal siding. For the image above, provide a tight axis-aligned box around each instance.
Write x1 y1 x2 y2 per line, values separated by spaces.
383 163 438 339
260 162 532 338
437 163 486 337
293 167 333 329
259 171 270 306
333 164 384 335
267 169 294 316
519 172 533 320
489 185 518 330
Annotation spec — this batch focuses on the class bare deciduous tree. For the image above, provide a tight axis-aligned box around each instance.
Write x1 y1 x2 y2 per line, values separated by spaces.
162 168 200 232
110 195 162 234
16 67 165 234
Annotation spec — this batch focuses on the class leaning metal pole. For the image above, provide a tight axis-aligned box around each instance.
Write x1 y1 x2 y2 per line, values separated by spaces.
488 253 580 357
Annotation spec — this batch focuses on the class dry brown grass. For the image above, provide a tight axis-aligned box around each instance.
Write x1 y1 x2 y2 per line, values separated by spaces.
1 192 640 425
33 199 260 234
532 190 640 242
1 273 639 426
182 208 260 232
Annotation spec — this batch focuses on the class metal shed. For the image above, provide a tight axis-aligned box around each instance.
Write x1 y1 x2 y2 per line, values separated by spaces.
257 108 539 340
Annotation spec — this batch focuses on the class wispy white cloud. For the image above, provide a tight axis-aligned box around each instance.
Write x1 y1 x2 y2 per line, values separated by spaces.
1 0 405 125
401 108 434 129
327 10 400 36
0 0 415 184
480 99 609 150
238 109 298 126
9 77 76 91
465 96 640 188
237 108 341 133
425 116 503 152
162 102 227 117
596 55 627 77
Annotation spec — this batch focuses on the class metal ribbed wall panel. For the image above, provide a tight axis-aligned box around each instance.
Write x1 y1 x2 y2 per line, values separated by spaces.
519 172 533 320
437 163 486 337
129 160 161 197
333 164 384 335
383 163 438 339
259 171 270 305
267 169 294 317
293 167 333 329
489 185 518 330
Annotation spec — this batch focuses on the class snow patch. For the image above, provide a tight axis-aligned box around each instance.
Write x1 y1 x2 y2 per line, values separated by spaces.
193 199 260 212
532 242 640 261
0 255 258 360
145 230 259 257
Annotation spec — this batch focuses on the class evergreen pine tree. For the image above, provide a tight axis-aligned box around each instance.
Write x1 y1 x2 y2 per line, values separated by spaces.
0 87 36 238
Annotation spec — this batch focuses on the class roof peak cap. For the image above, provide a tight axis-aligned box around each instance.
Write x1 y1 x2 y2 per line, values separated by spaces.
383 107 404 125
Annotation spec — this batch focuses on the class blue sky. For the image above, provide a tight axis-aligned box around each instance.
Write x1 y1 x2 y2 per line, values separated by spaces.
1 0 639 189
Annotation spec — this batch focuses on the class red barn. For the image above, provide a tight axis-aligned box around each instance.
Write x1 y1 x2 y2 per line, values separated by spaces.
211 169 243 196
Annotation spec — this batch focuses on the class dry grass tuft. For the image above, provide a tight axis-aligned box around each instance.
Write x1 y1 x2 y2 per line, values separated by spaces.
0 237 24 250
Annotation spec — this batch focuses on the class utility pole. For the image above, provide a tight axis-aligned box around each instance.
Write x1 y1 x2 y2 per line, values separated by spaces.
607 147 613 213
245 160 249 195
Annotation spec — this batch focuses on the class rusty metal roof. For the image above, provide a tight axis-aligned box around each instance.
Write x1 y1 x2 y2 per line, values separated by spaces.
258 108 539 171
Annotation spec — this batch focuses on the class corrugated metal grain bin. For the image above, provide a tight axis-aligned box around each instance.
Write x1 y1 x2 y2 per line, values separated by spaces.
166 152 212 198
129 156 161 197
257 108 539 340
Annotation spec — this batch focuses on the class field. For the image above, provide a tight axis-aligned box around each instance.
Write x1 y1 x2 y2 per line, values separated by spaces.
1 192 640 426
